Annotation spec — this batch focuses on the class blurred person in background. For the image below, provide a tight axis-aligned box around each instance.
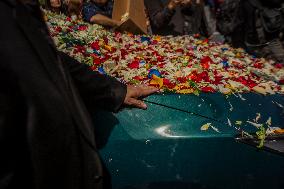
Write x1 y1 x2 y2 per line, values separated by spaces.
215 0 243 47
66 0 83 20
242 0 284 63
39 0 83 20
216 0 284 64
39 0 65 13
144 0 209 36
203 0 225 43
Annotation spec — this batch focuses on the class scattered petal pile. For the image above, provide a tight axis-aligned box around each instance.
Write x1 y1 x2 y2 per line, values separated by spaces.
45 11 284 95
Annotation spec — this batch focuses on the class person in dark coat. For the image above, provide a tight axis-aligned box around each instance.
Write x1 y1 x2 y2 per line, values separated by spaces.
234 0 284 63
144 0 208 36
0 0 157 189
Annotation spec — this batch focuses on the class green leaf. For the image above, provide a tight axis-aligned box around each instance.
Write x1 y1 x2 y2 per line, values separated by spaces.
256 125 266 148
189 80 197 88
193 89 200 96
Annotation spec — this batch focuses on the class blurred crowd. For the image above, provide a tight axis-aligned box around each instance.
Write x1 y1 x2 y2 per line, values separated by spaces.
41 0 284 64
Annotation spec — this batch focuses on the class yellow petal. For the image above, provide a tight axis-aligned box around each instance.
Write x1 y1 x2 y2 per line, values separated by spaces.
252 86 267 95
235 121 243 125
154 36 161 41
104 45 112 51
177 89 194 94
274 129 284 134
201 123 211 131
150 75 163 88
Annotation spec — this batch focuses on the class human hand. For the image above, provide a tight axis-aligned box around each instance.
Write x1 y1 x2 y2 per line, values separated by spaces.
167 0 183 10
124 85 158 109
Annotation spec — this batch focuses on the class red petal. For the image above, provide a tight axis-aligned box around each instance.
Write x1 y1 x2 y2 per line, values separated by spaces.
163 79 176 89
201 86 215 93
90 41 100 50
128 60 140 69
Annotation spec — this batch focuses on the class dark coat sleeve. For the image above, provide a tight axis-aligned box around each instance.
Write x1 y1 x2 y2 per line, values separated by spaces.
0 64 31 187
0 75 16 186
144 0 175 29
58 52 127 112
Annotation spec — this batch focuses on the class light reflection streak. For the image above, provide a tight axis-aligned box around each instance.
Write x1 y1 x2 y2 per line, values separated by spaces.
155 125 188 138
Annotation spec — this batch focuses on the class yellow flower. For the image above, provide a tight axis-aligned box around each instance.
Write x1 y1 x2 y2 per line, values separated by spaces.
150 75 163 88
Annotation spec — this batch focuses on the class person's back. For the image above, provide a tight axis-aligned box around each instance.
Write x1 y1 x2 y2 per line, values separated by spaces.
0 1 157 188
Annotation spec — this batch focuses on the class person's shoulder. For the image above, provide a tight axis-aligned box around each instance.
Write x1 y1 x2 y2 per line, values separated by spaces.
0 0 16 21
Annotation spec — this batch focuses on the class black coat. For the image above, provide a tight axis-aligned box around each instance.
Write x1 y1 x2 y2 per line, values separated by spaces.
0 0 126 188
144 0 208 36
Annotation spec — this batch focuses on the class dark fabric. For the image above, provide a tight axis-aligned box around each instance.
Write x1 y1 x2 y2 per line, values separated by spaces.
223 0 284 46
0 0 126 189
248 0 283 39
226 0 284 62
82 0 113 22
241 0 258 45
216 0 242 36
234 0 283 45
181 2 208 36
259 0 284 8
144 0 208 36
144 0 176 35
